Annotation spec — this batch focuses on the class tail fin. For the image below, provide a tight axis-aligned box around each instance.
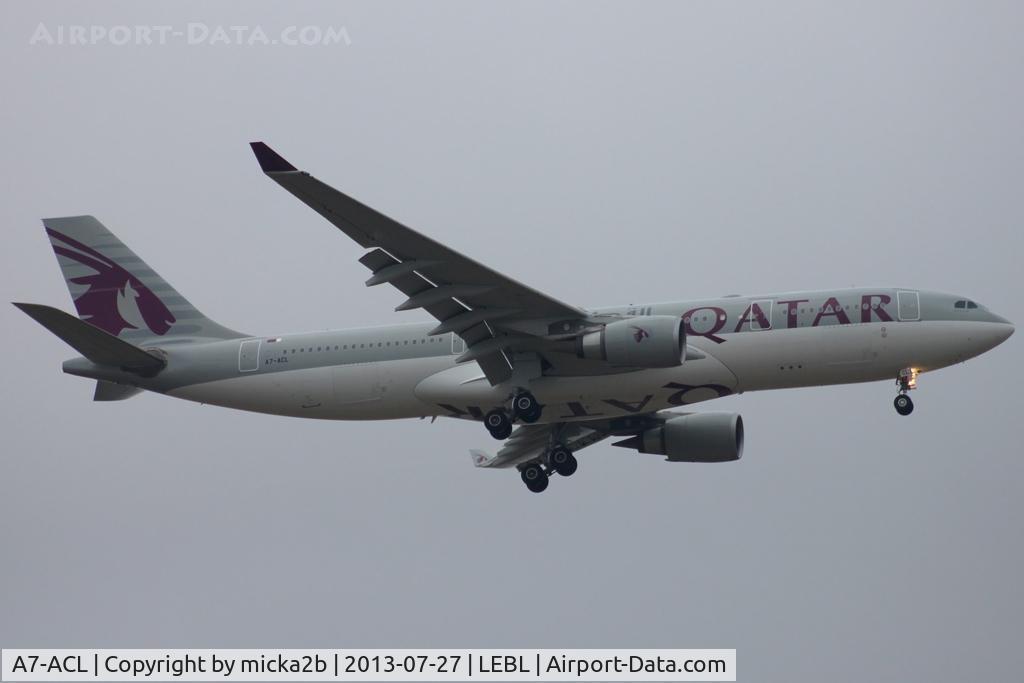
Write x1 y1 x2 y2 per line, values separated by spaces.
43 216 242 343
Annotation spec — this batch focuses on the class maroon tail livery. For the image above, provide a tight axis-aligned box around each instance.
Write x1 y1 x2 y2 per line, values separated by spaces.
42 215 241 342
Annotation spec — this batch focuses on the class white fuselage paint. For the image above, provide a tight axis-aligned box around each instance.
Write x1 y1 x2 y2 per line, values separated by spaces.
164 289 1014 424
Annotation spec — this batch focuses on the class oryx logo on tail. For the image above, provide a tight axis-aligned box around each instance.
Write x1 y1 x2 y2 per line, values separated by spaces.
47 228 176 336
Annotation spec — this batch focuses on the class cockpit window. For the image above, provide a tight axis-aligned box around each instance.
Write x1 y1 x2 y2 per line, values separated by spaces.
955 300 966 309
967 301 978 309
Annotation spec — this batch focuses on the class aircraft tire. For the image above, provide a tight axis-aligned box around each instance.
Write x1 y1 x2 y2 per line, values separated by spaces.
513 392 542 423
485 409 513 439
521 464 548 493
554 453 578 477
894 395 914 416
548 445 576 476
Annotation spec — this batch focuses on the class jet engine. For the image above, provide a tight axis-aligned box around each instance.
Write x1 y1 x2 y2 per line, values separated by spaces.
615 413 744 462
575 315 685 368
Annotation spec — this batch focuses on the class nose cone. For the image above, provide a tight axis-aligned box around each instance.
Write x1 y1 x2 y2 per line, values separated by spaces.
974 321 1014 353
990 311 1015 328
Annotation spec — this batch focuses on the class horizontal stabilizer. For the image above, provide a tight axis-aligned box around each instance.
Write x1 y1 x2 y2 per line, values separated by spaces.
94 380 143 401
13 303 166 375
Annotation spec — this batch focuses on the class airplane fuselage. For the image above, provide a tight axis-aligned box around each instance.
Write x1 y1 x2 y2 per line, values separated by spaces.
63 287 1013 423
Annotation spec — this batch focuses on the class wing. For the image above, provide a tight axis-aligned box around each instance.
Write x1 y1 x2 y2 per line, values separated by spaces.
470 410 694 471
470 418 624 469
250 142 588 385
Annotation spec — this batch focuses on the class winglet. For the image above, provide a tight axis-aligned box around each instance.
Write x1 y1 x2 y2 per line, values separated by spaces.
249 141 297 173
470 449 498 468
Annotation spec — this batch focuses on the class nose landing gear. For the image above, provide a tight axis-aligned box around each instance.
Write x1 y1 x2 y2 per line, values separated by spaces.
894 368 918 416
894 394 914 416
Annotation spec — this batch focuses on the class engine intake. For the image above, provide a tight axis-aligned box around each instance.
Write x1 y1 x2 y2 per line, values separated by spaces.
576 315 685 368
616 413 744 462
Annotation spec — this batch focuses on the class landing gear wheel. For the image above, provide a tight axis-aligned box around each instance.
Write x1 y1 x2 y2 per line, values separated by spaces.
513 392 542 423
894 394 914 416
548 445 577 477
520 463 548 493
556 453 578 477
484 409 513 440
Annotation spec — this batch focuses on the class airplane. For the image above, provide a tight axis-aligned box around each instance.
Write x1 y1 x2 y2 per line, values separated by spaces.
15 142 1014 493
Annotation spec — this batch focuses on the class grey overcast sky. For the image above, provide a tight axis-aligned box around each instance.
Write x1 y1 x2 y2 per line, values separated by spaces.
1 1 1021 681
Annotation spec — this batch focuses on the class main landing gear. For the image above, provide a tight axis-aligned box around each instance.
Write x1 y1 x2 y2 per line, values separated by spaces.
483 390 543 440
484 409 513 439
894 367 918 416
519 443 578 493
512 391 542 423
520 462 548 493
547 443 578 477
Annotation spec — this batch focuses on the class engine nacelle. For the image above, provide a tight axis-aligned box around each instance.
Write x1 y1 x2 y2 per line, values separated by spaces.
576 315 685 368
625 413 744 462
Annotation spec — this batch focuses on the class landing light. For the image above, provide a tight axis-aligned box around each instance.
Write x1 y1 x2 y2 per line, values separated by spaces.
898 367 919 389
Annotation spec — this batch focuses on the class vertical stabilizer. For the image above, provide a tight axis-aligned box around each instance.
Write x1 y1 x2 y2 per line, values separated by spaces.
43 216 243 343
